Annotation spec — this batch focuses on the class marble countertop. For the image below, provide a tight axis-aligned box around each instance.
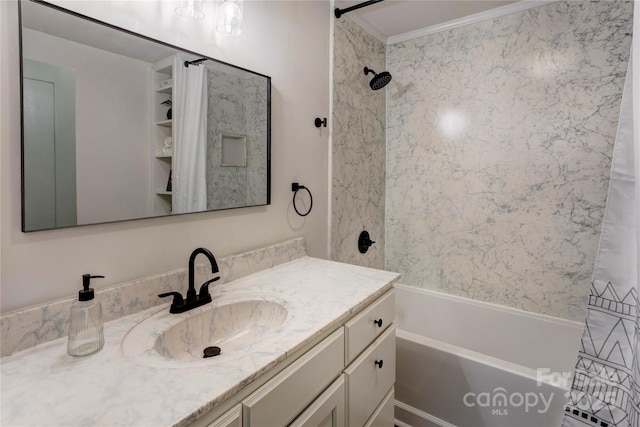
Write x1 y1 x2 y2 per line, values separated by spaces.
1 257 399 427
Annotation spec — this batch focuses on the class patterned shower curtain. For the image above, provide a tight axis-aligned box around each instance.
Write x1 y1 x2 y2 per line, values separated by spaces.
562 44 638 427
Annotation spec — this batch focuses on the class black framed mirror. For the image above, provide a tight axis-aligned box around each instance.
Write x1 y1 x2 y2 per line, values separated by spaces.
19 0 271 232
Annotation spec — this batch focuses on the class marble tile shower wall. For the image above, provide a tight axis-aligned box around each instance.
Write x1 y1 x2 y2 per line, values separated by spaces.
385 1 633 321
332 16 386 269
244 77 269 206
206 70 267 210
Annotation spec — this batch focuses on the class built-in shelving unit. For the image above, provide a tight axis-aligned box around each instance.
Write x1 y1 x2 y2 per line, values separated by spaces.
152 56 175 215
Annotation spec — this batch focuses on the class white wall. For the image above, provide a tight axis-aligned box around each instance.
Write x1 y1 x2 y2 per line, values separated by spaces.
0 0 331 312
23 28 152 224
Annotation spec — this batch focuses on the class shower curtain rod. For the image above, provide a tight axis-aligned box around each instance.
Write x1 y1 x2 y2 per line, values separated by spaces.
184 58 208 67
334 0 383 19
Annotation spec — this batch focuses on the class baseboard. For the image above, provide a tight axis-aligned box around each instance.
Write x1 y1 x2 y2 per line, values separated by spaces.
394 400 457 427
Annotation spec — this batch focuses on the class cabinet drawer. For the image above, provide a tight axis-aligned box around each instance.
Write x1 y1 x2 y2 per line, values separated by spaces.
207 404 241 427
289 375 345 427
345 326 395 427
243 328 344 427
345 290 395 364
364 387 394 427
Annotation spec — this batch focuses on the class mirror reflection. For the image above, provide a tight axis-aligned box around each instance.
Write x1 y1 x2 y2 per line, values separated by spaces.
20 0 271 232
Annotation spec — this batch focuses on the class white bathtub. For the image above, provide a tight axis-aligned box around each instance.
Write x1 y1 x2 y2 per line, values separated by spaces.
394 283 584 427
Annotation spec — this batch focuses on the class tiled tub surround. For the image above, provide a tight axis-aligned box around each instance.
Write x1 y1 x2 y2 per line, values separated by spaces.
385 0 633 321
0 237 306 357
331 15 386 269
206 69 268 210
1 255 399 426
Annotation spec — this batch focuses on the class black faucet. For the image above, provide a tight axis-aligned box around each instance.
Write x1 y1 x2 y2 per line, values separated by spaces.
158 248 220 314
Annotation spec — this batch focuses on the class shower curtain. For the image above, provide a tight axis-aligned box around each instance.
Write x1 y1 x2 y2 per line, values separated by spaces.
562 26 638 427
172 55 208 214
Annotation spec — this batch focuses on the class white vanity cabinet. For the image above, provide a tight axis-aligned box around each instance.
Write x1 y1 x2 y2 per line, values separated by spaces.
206 405 242 427
242 328 345 426
344 291 395 365
344 326 395 426
364 388 395 427
290 375 346 427
343 290 396 427
197 289 396 427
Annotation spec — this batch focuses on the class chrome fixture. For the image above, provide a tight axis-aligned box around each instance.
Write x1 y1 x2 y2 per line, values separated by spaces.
175 0 205 19
217 0 244 35
158 248 220 313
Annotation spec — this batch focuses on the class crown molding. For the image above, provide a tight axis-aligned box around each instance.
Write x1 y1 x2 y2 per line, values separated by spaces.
387 1 557 45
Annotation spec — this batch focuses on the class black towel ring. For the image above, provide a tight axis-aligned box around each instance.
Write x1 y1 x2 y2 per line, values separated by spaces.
292 182 313 217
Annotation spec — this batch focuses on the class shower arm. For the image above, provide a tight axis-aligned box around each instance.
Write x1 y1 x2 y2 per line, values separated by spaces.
334 0 383 19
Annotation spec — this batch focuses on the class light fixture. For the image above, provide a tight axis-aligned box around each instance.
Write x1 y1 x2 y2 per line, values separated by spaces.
216 0 243 36
175 0 205 20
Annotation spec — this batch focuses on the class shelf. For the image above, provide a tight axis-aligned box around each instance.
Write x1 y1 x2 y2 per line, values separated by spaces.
156 85 173 94
153 56 175 217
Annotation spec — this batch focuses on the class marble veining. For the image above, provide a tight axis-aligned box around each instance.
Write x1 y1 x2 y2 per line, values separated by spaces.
331 16 386 269
1 257 399 427
124 292 291 367
0 237 306 357
206 69 268 210
385 0 633 321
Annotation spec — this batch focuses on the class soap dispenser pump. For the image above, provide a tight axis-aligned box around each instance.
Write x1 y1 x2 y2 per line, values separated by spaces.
67 274 105 357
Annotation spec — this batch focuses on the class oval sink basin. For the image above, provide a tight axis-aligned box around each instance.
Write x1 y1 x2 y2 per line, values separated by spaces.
155 300 287 361
122 294 289 368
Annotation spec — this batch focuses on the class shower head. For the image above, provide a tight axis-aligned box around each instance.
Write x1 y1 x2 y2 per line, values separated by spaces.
364 66 392 90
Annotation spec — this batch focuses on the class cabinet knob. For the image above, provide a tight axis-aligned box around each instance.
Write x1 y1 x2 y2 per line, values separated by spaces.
375 359 384 369
374 318 383 328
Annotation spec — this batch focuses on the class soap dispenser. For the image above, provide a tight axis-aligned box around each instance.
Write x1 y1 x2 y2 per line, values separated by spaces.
67 274 105 357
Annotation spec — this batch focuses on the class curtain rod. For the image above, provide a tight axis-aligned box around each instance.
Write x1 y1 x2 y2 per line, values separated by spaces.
334 0 383 19
184 58 208 67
